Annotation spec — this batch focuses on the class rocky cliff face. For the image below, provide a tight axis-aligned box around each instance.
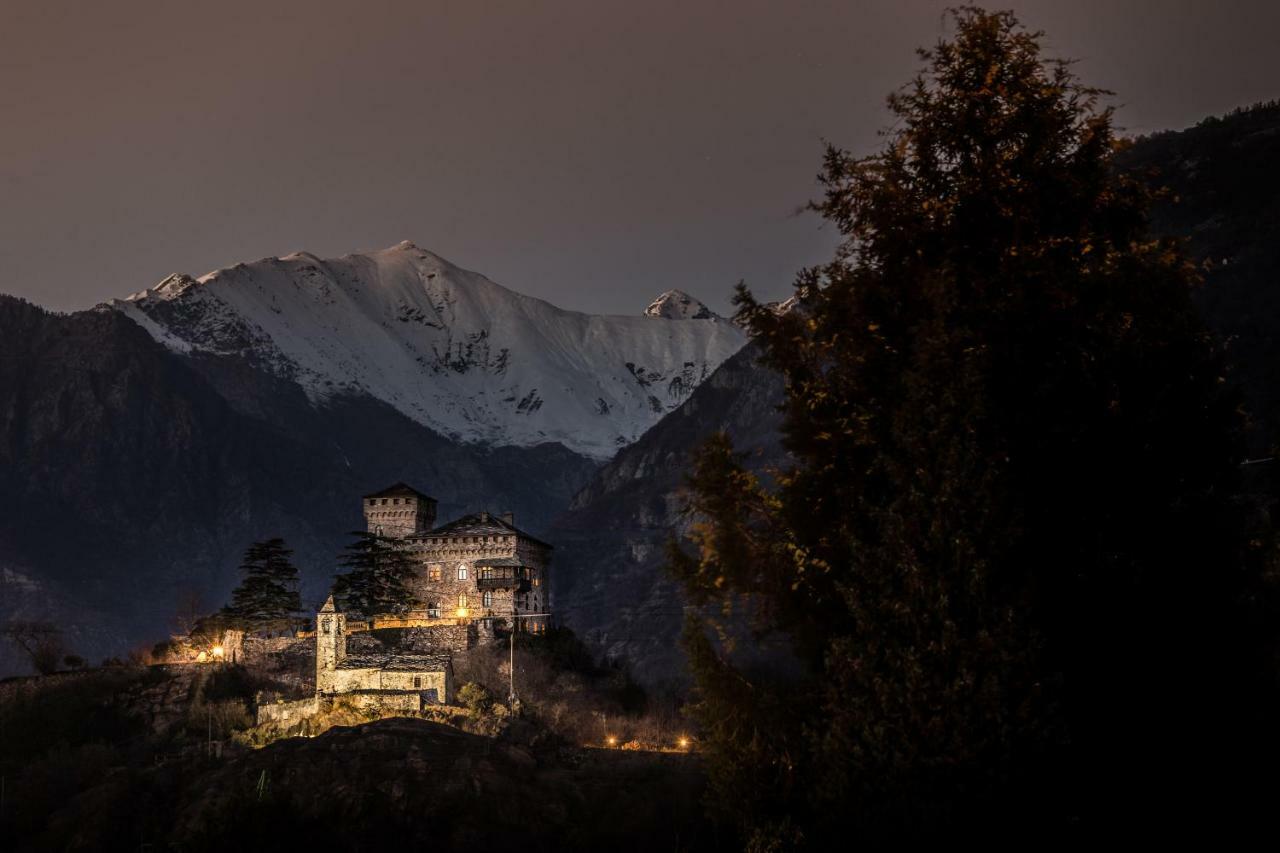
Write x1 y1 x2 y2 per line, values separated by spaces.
549 342 786 683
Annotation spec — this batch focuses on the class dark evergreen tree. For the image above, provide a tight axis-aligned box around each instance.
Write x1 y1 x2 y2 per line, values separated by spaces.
332 531 420 616
669 8 1272 845
222 538 302 628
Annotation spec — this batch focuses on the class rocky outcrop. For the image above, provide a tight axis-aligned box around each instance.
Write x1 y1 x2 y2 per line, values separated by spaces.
20 716 719 851
644 289 721 320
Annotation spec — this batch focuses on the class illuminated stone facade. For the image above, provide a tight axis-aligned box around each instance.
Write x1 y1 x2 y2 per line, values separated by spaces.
315 595 453 704
311 482 553 709
363 484 552 634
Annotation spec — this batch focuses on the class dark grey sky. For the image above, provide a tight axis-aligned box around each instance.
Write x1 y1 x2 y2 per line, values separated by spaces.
4 1 1278 315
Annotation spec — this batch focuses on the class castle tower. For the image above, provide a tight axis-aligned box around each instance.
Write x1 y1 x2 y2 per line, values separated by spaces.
316 595 347 695
363 482 437 538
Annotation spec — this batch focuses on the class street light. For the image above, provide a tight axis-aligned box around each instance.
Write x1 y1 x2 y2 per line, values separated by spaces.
505 612 551 715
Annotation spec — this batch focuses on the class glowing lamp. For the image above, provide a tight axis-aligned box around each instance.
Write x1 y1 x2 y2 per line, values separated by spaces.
211 645 225 659
606 735 618 747
678 737 690 749
456 607 469 618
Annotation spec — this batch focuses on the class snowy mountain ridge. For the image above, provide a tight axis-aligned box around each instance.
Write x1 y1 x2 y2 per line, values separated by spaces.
108 241 746 459
644 289 720 320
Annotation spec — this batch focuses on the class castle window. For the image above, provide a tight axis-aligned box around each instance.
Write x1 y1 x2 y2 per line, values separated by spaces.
414 676 422 689
427 601 440 618
458 592 468 608
428 565 442 582
457 564 468 580
482 590 493 607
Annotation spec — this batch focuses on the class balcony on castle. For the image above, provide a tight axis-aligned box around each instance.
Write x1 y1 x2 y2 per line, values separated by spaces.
475 558 532 590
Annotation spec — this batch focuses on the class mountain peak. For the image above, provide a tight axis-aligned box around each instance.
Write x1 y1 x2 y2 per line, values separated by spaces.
110 245 747 460
644 290 719 320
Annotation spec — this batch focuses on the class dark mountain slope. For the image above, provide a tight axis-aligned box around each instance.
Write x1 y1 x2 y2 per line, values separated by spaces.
0 296 597 674
1119 100 1280 450
550 342 786 682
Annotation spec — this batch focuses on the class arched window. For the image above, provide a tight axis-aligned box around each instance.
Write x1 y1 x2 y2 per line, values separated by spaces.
458 592 469 612
457 563 468 580
482 590 493 608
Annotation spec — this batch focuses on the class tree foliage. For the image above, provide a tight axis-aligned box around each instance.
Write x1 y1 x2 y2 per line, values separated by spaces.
670 8 1270 845
2 621 68 676
222 538 303 629
331 531 420 616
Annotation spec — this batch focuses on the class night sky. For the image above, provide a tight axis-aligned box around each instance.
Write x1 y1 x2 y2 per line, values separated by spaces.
4 0 1278 315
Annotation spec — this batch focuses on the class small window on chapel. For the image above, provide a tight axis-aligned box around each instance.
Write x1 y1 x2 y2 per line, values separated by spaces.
482 590 493 607
457 564 468 580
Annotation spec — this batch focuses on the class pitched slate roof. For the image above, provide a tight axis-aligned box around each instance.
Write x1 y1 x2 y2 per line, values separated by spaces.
410 511 551 549
337 652 451 672
362 482 436 502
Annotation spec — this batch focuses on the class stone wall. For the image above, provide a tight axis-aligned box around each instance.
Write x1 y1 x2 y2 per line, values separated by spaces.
256 695 320 726
345 692 424 714
318 666 450 703
242 634 315 695
395 624 478 654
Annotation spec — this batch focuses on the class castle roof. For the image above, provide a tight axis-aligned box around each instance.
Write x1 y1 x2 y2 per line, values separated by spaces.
410 511 551 549
363 482 436 502
337 651 452 672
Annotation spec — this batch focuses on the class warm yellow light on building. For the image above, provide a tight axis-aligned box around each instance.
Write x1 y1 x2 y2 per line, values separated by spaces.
678 736 690 750
196 651 208 662
606 735 618 747
211 645 225 659
456 607 469 618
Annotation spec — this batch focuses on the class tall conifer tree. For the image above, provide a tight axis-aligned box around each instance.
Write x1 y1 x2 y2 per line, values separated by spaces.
332 531 420 616
223 538 302 628
670 8 1269 844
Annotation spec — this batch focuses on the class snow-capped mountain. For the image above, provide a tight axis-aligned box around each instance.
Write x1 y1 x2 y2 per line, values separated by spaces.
109 241 746 459
644 289 720 320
